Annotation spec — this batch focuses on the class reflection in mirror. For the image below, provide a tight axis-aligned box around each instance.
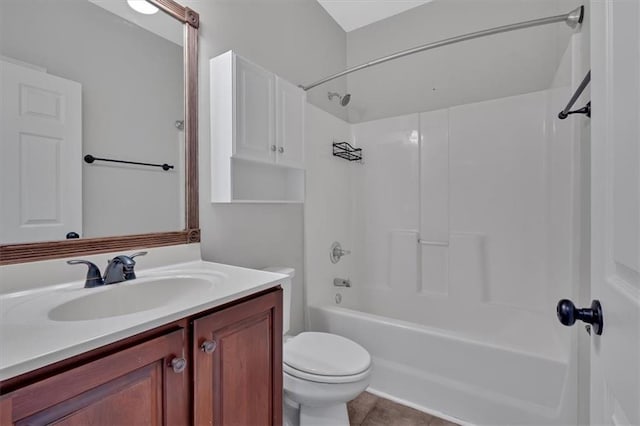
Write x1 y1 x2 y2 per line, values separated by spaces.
0 0 185 244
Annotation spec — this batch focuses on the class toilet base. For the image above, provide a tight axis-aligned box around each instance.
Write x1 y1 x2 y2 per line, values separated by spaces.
301 403 349 426
284 399 349 426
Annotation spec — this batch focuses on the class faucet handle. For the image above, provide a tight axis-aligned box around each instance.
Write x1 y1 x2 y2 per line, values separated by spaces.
330 242 351 264
130 251 148 259
67 260 104 288
123 252 147 280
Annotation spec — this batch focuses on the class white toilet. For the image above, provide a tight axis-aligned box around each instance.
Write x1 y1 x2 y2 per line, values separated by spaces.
263 267 372 426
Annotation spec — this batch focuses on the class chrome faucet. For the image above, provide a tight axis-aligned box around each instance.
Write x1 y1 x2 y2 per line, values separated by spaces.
68 252 147 288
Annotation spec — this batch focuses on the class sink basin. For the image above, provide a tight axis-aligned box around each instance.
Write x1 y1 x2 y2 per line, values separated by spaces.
48 276 216 321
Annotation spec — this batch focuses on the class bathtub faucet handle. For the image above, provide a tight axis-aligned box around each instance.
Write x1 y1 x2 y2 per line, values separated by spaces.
330 242 351 264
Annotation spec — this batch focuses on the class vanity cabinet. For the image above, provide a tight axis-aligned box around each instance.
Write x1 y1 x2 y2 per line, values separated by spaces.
0 288 283 426
193 289 282 425
0 329 189 425
210 51 305 203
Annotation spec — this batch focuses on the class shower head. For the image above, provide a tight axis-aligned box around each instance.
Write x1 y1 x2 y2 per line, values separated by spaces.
328 92 351 107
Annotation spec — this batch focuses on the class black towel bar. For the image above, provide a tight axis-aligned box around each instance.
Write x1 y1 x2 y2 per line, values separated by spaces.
84 155 174 171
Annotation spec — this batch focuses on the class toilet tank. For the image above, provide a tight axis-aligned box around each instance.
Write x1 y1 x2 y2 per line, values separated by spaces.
262 267 294 335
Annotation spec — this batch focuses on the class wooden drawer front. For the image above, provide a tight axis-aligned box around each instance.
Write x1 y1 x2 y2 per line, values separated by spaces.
2 329 188 426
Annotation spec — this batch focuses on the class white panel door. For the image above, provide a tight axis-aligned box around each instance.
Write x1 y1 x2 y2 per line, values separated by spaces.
234 56 275 164
0 60 82 244
590 1 640 425
275 76 305 168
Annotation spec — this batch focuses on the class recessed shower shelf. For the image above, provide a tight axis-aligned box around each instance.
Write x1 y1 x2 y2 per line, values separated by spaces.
333 142 362 162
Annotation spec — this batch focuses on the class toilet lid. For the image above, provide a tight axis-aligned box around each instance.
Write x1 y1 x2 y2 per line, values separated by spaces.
284 332 371 377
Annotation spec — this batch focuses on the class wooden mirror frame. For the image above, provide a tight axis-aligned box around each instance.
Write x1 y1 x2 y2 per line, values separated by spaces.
0 0 200 265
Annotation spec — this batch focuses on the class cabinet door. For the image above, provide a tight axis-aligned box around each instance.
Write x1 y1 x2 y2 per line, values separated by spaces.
275 77 305 169
235 56 275 164
194 289 283 426
0 329 189 425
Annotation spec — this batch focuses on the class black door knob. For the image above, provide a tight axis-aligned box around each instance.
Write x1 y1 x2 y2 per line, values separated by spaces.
556 299 604 335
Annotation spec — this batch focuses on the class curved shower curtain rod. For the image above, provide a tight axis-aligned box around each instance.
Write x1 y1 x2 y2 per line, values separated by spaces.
301 6 584 91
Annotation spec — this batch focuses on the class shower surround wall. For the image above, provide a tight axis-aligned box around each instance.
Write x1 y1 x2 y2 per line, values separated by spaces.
351 91 557 334
304 104 354 308
305 37 584 425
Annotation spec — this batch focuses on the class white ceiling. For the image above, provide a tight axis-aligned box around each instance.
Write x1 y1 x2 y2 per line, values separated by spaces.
317 0 432 32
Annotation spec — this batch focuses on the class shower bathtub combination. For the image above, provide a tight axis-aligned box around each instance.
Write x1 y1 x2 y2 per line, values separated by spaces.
304 22 585 424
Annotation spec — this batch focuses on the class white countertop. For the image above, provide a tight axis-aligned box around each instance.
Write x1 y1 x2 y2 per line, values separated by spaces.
0 258 285 381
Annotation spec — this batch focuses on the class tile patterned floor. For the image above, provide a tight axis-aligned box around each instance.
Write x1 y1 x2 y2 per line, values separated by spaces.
347 392 460 426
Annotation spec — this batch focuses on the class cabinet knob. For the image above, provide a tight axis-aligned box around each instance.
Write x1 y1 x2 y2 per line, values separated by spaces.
278 147 285 153
201 340 217 354
170 357 187 373
271 145 277 152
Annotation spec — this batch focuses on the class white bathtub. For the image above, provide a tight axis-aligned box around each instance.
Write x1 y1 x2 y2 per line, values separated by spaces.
308 305 576 426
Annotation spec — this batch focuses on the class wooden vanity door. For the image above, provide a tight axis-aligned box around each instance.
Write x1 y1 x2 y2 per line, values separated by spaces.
0 329 189 425
193 289 283 426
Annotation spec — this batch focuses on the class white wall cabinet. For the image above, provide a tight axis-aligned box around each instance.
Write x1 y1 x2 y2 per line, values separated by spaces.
211 51 305 203
234 56 275 164
275 76 305 168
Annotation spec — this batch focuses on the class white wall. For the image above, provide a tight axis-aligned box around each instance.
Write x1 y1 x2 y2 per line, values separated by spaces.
344 0 581 123
184 0 348 334
0 0 184 239
186 0 348 122
304 104 354 313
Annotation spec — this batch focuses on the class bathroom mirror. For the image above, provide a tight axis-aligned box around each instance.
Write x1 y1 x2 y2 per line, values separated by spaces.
0 0 199 264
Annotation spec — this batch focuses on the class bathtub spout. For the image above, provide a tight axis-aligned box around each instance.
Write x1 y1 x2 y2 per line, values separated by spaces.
334 278 351 288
